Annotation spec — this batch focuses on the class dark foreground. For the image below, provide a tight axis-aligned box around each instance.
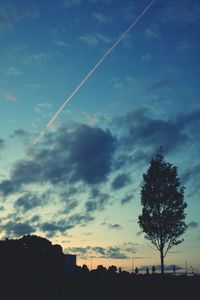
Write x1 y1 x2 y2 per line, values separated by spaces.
1 273 199 300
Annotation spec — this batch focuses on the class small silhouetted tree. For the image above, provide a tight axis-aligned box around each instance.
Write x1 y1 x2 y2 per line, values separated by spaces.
108 265 117 274
152 265 156 274
82 264 89 273
146 267 149 275
96 265 107 276
138 150 187 274
135 267 139 274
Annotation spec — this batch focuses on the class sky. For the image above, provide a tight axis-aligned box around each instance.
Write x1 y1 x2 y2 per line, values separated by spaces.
0 0 200 272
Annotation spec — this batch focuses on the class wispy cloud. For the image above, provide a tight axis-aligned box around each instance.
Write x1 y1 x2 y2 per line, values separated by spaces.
78 32 111 47
187 221 198 229
92 12 112 24
88 0 112 4
6 67 22 77
143 23 160 40
53 40 69 47
160 0 200 25
22 53 51 66
0 2 39 30
4 92 17 102
177 40 192 51
63 0 81 8
141 53 152 62
35 102 52 114
150 79 171 91
110 76 135 89
29 83 44 89
107 223 122 230
63 0 112 7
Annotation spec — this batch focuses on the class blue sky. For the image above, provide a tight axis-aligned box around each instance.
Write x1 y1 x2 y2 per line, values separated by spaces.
0 0 200 272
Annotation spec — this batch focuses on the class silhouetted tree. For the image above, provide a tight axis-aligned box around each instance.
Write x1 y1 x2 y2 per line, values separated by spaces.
96 265 107 276
0 235 65 279
152 265 156 274
146 267 149 275
108 265 117 274
135 267 139 274
82 264 89 273
138 150 187 274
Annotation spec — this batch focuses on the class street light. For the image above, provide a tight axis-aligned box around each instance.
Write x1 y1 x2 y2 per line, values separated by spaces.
132 257 134 273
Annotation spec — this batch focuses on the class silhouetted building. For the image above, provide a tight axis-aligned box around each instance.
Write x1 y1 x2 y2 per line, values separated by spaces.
64 254 76 272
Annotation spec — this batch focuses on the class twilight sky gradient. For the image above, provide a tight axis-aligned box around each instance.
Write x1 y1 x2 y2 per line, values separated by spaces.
0 0 200 272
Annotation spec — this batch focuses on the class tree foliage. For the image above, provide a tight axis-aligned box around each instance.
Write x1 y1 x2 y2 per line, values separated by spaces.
0 235 65 279
138 151 187 273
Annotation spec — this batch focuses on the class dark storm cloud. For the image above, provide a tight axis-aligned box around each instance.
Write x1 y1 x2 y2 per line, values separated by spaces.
0 179 19 196
121 194 132 205
65 245 128 259
108 223 122 230
85 188 109 212
2 109 199 198
65 241 138 259
10 129 29 141
61 200 79 214
111 173 131 190
85 200 98 212
58 187 80 214
113 150 152 171
130 150 152 164
0 124 116 196
30 215 40 223
39 222 71 238
115 109 200 153
68 125 116 184
67 213 94 227
39 213 94 238
14 192 48 212
106 247 128 259
0 221 35 237
59 187 80 199
12 160 42 185
92 246 106 256
0 138 5 149
181 164 200 184
181 164 200 199
187 221 198 229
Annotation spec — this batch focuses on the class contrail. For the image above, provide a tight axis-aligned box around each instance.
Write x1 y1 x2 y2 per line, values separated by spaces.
35 0 156 144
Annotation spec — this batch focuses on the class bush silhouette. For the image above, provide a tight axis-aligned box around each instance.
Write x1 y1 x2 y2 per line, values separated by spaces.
0 235 65 279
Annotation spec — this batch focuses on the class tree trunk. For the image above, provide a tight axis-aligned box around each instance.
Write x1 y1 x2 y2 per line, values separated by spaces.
160 248 164 274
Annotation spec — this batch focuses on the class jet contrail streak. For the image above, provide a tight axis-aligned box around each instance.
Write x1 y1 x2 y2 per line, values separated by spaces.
35 0 156 144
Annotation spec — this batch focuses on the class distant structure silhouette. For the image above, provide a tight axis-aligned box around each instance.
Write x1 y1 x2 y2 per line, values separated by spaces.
64 254 77 272
173 265 176 276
